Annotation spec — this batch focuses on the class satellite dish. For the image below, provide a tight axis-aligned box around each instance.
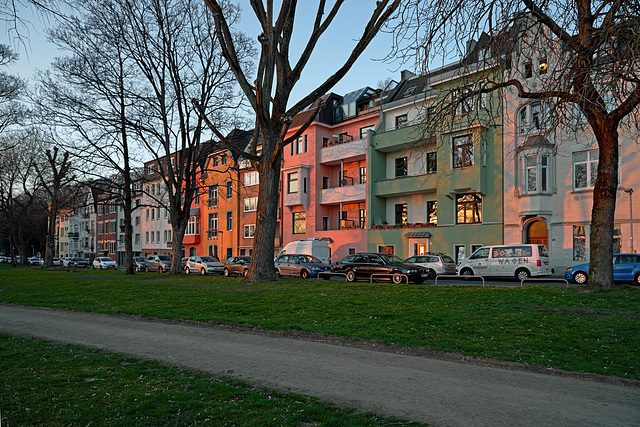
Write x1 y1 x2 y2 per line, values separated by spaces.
341 179 348 186
373 216 382 226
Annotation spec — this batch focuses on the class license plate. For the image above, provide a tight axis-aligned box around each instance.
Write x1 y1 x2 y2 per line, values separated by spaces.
421 273 429 277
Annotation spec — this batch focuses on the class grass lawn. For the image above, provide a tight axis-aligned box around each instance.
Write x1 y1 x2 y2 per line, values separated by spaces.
1 266 639 380
0 334 422 426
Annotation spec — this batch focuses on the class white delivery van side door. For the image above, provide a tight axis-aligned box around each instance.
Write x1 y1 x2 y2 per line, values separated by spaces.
466 247 491 275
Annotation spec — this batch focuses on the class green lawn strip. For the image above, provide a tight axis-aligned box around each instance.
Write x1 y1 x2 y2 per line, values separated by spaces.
1 266 639 379
0 334 422 426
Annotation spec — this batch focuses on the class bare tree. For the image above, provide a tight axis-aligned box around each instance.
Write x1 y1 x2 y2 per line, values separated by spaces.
392 0 640 290
120 0 252 274
34 146 73 266
0 129 43 265
196 0 401 280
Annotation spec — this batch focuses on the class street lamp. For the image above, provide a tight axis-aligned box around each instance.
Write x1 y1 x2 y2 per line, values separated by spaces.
622 188 634 253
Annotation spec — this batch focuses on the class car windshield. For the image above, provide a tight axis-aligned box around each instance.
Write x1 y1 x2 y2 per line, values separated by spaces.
158 256 172 261
134 257 145 262
379 254 405 264
74 258 85 261
201 256 219 263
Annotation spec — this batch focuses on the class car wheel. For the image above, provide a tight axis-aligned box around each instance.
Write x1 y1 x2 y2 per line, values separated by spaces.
300 269 310 279
224 268 230 277
573 271 588 284
460 267 473 279
144 266 149 273
515 268 531 281
185 267 190 275
345 270 356 282
200 267 206 275
392 272 403 284
92 264 96 269
427 269 436 280
634 273 640 286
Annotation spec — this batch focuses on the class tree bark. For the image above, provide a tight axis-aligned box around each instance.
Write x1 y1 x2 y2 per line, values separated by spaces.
586 120 619 291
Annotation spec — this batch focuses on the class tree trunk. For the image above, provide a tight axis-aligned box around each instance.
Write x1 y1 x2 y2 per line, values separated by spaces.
586 121 619 291
170 220 188 275
44 195 58 267
248 148 283 281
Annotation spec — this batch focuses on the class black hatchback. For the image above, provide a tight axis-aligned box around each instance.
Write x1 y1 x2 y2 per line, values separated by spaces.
331 253 429 284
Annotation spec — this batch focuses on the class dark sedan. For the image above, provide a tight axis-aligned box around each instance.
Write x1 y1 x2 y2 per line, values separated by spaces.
274 254 332 279
332 253 429 284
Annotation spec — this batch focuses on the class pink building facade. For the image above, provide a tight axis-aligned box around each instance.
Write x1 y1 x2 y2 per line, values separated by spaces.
281 88 381 262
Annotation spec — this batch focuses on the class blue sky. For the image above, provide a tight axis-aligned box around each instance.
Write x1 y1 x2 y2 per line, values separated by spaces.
2 1 401 105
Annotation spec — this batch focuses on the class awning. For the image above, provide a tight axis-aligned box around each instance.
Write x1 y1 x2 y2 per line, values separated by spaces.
404 231 432 237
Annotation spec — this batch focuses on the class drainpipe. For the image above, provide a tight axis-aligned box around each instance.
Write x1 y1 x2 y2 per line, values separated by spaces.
622 188 634 253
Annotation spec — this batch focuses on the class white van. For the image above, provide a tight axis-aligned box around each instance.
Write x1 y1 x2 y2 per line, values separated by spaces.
276 238 330 264
458 244 552 281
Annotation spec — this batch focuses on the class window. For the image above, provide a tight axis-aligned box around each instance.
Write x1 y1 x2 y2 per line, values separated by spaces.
151 209 155 220
613 225 622 254
573 151 598 190
151 231 155 243
525 155 550 194
573 225 586 260
226 181 233 199
244 224 255 238
427 201 437 225
456 193 482 224
322 176 330 189
455 245 466 264
135 216 140 226
194 191 200 205
452 134 473 169
378 245 394 255
524 61 533 78
226 211 233 231
186 216 199 235
359 209 366 229
395 157 408 177
145 232 149 244
135 234 140 245
426 152 437 173
208 184 218 207
212 156 218 167
221 154 227 165
287 172 299 193
538 57 548 74
395 203 408 225
395 114 408 128
244 197 257 212
293 211 306 234
209 213 218 234
244 171 259 186
518 103 545 135
359 125 375 139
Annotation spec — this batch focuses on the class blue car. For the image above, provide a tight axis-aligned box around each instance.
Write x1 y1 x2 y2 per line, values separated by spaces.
565 253 640 285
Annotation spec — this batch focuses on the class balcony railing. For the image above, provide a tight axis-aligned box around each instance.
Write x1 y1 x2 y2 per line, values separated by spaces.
207 229 220 239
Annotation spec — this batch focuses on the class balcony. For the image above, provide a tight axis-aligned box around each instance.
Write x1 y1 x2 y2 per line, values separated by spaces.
68 232 80 239
319 137 367 165
183 234 200 245
320 182 366 205
375 173 437 198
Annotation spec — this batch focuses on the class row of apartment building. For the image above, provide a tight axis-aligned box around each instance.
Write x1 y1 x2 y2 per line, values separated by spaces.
56 26 639 272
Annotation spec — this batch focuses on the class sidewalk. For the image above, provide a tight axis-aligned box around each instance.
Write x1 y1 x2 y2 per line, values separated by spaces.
1 305 638 426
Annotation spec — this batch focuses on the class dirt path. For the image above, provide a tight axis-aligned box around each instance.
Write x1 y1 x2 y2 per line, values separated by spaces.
1 304 638 426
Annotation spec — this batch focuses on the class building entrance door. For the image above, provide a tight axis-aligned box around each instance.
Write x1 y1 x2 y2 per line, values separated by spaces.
526 219 548 249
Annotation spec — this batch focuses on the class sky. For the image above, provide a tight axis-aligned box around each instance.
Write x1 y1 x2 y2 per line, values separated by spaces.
2 1 405 107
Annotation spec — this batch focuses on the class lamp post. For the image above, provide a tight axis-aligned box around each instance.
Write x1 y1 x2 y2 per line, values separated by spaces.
622 188 634 253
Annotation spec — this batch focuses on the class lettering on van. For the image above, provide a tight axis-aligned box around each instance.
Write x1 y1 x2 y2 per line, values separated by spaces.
497 258 530 265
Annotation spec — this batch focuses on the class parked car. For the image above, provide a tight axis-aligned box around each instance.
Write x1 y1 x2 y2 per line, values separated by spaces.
458 244 552 281
92 257 116 270
404 253 457 279
180 257 189 272
565 253 640 285
62 257 74 267
224 256 251 277
185 256 224 275
70 257 89 268
29 257 44 266
275 254 332 279
145 255 172 273
133 256 147 272
331 253 429 284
